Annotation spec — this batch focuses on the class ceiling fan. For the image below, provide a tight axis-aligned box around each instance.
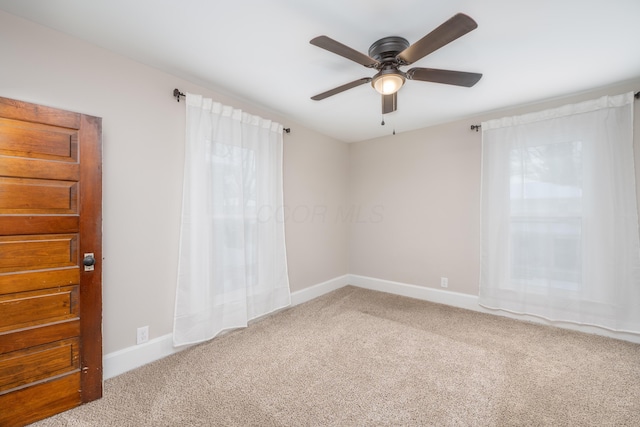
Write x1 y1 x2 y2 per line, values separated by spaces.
310 13 482 115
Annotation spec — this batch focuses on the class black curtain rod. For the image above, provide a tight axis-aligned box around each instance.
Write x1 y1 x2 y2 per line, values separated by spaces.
471 91 640 131
172 88 290 134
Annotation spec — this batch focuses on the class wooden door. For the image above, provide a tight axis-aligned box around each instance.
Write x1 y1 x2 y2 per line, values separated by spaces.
0 97 102 426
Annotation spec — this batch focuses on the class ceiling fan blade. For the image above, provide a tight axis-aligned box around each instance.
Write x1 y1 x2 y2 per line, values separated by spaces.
382 93 397 114
397 13 478 65
406 68 482 87
311 78 372 101
310 36 379 68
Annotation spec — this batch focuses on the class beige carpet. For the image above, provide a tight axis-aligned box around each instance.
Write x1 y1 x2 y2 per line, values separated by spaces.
31 286 640 426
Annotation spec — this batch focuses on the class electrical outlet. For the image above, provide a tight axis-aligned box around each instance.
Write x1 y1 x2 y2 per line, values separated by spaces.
440 277 449 288
136 326 149 345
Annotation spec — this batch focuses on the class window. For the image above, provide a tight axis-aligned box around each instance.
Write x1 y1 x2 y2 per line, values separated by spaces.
479 92 640 333
509 140 582 291
174 94 290 347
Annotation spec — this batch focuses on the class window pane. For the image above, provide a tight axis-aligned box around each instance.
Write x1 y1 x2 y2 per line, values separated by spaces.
510 141 582 217
509 140 583 290
510 219 582 290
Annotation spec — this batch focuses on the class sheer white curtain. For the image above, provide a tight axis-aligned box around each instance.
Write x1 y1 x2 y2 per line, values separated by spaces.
479 92 640 333
173 93 290 347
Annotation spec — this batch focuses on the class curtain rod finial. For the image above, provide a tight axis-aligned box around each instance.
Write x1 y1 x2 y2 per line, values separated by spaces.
173 88 185 102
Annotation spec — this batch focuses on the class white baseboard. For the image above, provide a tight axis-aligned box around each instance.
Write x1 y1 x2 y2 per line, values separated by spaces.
349 274 480 310
103 273 640 380
103 333 186 380
349 274 640 344
290 274 351 306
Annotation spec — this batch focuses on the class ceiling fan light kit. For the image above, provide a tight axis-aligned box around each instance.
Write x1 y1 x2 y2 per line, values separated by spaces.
371 69 406 95
310 13 482 116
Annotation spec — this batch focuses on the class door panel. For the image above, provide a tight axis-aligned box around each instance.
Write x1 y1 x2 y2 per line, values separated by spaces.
0 97 102 426
0 117 78 161
0 234 78 272
0 157 79 181
0 321 80 355
0 177 78 213
0 374 81 426
0 338 80 393
0 285 79 331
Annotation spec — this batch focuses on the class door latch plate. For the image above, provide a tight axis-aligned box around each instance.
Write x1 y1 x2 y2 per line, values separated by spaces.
83 253 95 271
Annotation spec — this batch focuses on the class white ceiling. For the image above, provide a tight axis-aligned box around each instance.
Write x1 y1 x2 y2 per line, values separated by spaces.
1 0 640 142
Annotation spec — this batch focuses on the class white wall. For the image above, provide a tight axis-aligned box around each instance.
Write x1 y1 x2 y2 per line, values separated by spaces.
349 120 481 292
349 79 640 296
284 125 350 289
0 10 349 354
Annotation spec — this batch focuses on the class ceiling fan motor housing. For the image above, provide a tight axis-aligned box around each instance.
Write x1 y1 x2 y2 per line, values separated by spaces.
368 36 410 65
